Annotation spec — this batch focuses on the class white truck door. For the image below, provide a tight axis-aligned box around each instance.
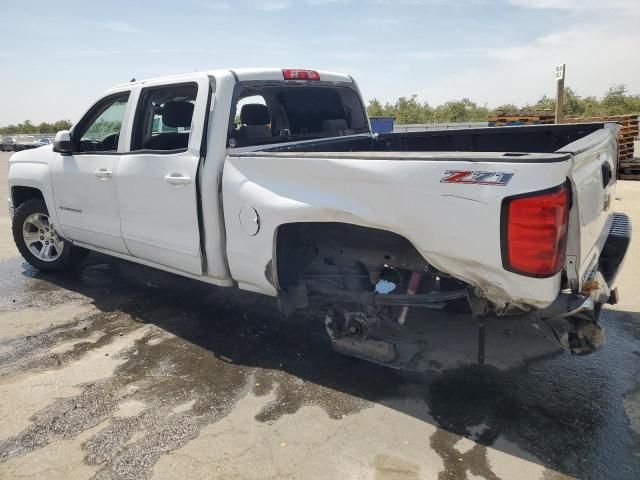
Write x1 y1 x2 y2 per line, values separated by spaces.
51 92 131 254
116 78 211 275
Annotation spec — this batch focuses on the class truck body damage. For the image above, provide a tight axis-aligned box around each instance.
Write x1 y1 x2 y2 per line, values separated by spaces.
273 222 471 366
270 215 630 367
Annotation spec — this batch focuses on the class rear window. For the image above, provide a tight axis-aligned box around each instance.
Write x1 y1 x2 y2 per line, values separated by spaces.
228 84 369 148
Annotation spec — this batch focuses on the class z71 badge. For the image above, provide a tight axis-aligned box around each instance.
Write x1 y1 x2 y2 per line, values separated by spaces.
440 170 514 186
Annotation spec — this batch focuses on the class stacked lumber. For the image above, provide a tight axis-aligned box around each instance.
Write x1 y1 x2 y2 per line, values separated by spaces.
619 158 640 180
488 110 555 126
489 111 639 178
563 114 638 165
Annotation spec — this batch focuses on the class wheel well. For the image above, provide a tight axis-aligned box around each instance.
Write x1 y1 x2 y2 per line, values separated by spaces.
274 222 429 290
11 186 44 209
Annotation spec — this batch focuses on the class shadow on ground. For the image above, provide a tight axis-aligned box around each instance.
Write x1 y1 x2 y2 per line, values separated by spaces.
1 253 639 479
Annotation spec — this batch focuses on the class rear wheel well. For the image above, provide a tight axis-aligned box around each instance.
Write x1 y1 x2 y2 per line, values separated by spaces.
11 186 44 209
274 222 429 291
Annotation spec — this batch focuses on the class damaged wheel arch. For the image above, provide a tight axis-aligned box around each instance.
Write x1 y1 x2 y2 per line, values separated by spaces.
271 222 472 366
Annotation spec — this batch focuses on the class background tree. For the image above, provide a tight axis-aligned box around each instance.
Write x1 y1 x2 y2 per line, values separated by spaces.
368 84 640 124
0 119 72 134
601 85 640 116
3 84 640 132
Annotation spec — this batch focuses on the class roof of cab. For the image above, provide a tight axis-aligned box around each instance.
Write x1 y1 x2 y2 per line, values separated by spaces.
108 68 353 92
229 68 352 83
108 68 353 91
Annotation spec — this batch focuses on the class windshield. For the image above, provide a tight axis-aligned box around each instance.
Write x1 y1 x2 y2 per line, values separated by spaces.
228 83 369 148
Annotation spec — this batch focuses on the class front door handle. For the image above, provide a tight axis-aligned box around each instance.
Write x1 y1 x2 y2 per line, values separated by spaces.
164 173 191 186
94 168 113 180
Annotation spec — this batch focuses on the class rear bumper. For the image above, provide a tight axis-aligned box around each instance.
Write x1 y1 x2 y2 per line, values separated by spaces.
600 212 631 289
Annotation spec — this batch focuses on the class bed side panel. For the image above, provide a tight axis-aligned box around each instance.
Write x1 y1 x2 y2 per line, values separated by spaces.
222 153 572 308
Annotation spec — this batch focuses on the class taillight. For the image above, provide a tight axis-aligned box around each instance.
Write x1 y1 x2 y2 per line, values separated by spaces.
282 69 320 81
501 183 570 277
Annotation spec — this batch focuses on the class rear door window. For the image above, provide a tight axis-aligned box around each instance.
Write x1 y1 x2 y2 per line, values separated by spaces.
131 83 198 152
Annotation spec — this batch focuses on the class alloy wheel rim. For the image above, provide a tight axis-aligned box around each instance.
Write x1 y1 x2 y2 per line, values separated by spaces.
22 213 64 262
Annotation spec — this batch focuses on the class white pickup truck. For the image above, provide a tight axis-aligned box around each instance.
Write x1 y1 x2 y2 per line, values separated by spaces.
7 68 631 366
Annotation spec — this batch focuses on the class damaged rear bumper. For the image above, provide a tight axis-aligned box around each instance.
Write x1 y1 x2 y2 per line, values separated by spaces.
536 212 631 354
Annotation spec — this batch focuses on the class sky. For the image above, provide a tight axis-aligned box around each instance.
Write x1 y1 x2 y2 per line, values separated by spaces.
1 0 639 125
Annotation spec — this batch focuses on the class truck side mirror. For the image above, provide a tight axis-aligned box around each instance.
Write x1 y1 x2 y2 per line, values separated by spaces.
53 130 73 155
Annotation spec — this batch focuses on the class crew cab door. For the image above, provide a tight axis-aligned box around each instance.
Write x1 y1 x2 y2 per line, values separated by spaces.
50 92 131 254
116 78 210 275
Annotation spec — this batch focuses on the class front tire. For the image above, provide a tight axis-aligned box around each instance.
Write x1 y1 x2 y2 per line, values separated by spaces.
12 198 89 271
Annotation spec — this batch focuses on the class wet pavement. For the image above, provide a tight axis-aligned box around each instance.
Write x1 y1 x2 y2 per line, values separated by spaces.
1 152 640 479
0 251 639 479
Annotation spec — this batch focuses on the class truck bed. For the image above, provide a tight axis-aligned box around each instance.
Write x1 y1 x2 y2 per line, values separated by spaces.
224 122 619 309
255 122 609 158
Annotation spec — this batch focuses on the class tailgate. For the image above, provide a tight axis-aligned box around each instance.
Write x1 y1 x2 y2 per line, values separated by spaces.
559 124 619 291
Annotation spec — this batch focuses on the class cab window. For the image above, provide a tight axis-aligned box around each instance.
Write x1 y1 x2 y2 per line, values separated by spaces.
229 85 368 148
131 83 197 152
74 93 129 153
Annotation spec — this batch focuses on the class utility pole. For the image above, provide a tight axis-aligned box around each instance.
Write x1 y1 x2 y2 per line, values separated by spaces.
555 64 565 124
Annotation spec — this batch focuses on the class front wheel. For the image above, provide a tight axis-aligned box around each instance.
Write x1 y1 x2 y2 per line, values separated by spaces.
12 198 89 271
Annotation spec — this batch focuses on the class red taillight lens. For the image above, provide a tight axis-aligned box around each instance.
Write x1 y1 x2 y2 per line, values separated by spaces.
502 184 569 277
282 69 320 81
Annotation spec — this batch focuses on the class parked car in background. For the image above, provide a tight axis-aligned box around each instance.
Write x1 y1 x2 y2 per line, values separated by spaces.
1 136 17 151
13 136 39 151
35 138 51 147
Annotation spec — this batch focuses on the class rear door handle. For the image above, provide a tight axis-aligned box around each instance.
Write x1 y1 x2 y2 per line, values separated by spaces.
94 168 113 179
164 173 191 186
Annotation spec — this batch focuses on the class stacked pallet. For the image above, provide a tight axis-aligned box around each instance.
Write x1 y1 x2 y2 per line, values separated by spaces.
619 158 640 180
489 111 639 178
488 110 555 126
563 114 638 166
617 116 638 164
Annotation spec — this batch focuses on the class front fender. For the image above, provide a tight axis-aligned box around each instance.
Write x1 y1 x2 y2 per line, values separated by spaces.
8 148 62 234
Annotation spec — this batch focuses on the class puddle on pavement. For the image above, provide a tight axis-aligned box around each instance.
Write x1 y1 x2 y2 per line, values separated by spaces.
425 312 640 480
0 315 378 479
0 258 384 479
